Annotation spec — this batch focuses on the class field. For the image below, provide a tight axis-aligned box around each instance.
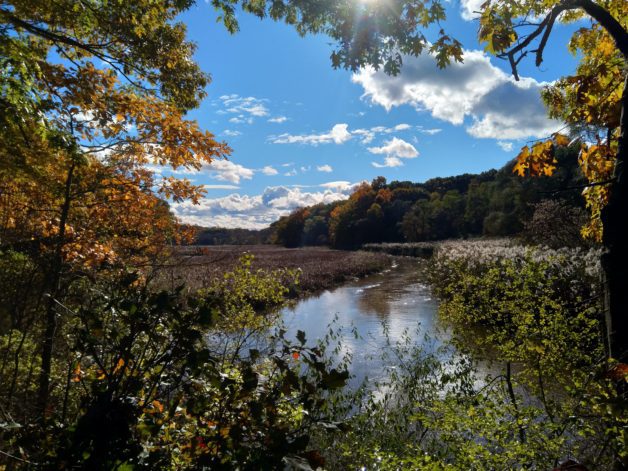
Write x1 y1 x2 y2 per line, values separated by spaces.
158 245 392 295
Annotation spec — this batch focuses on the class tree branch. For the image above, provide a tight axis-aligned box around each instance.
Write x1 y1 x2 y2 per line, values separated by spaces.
500 0 628 81
573 0 628 58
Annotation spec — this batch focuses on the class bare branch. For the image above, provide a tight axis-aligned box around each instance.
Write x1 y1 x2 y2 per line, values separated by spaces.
500 0 628 80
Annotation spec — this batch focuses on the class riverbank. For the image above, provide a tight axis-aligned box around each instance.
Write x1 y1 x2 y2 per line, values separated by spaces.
160 245 392 296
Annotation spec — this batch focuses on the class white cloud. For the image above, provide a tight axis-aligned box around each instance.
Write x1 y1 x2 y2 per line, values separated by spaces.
268 116 288 123
418 127 442 135
368 137 419 159
270 122 413 147
497 141 514 152
270 123 352 145
219 94 269 117
353 128 376 144
460 0 485 20
223 129 242 137
171 184 360 229
203 184 240 190
206 160 254 184
284 169 297 176
317 164 333 172
261 165 279 175
228 116 254 125
394 123 411 131
319 181 353 190
372 156 404 168
352 49 561 140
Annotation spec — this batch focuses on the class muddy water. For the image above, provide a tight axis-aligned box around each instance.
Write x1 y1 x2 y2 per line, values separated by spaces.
280 258 450 388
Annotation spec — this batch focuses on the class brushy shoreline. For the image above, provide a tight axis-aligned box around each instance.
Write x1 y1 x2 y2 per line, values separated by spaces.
158 245 393 297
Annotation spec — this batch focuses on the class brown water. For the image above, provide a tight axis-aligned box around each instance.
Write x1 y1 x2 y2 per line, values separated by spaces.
280 258 450 388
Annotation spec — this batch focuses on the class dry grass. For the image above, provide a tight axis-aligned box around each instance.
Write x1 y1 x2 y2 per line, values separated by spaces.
156 245 392 296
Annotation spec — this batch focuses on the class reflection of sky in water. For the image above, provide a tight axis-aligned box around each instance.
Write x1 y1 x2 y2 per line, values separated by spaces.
280 259 450 388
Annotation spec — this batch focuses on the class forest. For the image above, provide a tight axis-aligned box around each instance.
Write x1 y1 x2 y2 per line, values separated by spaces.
0 0 627 469
261 146 587 249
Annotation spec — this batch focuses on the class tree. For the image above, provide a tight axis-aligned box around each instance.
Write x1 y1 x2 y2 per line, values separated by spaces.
272 207 310 247
1 0 231 418
522 199 588 248
475 0 627 362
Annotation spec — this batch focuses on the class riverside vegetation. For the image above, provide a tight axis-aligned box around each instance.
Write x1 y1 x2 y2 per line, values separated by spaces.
159 246 391 294
306 240 626 470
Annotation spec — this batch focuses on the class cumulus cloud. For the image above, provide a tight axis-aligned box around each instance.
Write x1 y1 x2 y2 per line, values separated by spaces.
206 160 254 184
394 123 411 131
368 137 419 158
222 129 242 137
268 116 288 123
497 141 514 152
368 137 419 167
460 0 485 20
261 166 278 175
352 49 561 140
171 183 361 229
372 156 404 168
269 122 414 146
317 164 333 172
319 181 354 191
270 123 352 145
228 116 254 125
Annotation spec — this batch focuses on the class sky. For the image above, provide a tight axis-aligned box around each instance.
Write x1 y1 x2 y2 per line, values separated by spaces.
167 0 582 229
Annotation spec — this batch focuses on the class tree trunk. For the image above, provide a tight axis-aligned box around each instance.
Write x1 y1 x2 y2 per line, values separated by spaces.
601 73 628 364
37 161 75 419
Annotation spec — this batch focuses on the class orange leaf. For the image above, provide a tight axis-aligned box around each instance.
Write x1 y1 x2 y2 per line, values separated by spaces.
112 358 125 375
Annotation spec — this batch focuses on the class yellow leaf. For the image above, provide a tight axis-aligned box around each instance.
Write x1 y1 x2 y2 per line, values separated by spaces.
553 133 570 147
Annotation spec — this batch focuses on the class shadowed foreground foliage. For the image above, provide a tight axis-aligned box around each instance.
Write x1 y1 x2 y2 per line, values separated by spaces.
0 254 349 469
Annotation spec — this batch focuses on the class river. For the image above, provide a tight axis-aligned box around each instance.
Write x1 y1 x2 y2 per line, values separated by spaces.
280 258 451 388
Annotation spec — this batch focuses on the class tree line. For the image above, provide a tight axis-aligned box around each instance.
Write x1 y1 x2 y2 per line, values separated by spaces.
259 144 587 249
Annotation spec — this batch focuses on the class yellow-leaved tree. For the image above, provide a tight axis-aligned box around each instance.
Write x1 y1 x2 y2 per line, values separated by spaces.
474 0 627 363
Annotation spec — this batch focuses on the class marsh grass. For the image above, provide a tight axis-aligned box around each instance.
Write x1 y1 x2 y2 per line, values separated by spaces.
155 245 392 296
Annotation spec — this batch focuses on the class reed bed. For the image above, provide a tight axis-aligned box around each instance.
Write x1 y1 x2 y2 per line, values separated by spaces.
157 245 392 296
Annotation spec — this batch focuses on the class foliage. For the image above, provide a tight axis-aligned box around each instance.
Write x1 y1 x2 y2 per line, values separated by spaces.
476 1 628 242
521 199 589 248
0 0 235 431
271 207 311 248
426 240 627 468
313 240 626 469
269 149 587 249
0 255 349 468
195 226 274 245
210 0 461 75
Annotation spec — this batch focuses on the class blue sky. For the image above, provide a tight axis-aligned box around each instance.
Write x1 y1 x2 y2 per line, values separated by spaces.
168 0 581 229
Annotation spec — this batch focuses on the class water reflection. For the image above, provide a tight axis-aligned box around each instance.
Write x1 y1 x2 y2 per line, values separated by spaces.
280 258 448 387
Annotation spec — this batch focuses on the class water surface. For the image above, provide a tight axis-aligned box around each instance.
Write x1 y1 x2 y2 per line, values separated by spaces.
280 258 448 387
